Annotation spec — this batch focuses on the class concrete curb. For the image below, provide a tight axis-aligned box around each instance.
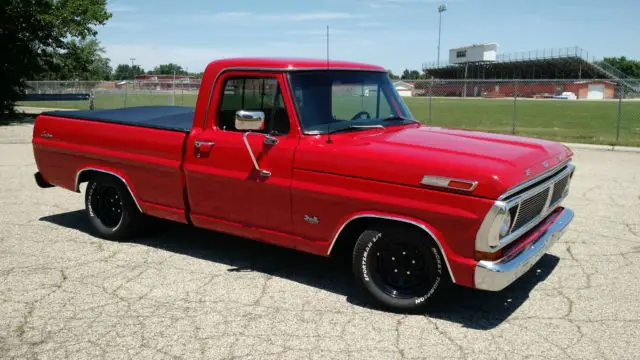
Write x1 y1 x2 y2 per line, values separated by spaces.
563 142 640 153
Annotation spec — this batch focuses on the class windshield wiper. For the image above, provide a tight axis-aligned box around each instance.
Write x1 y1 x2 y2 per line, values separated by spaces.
382 115 413 122
328 125 385 134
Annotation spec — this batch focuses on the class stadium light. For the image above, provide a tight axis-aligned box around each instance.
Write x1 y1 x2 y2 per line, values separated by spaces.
437 4 447 67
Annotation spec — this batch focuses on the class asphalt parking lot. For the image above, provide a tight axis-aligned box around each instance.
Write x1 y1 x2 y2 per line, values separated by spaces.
1 123 639 360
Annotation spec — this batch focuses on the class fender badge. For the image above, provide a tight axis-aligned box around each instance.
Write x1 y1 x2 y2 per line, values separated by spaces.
304 215 319 224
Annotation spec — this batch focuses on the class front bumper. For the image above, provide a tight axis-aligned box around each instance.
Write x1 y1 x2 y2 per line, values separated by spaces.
474 207 574 291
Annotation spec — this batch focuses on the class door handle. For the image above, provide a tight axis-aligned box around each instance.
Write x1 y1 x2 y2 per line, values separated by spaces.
194 140 215 158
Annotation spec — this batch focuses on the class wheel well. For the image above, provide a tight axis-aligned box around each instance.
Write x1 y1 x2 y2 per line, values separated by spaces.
328 216 455 283
76 169 100 191
75 169 143 212
330 217 422 257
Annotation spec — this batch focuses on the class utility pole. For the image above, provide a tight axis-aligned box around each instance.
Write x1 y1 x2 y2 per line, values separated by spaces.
437 4 447 67
129 57 137 80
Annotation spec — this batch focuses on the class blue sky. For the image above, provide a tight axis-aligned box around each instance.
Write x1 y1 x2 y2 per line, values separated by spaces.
101 0 639 74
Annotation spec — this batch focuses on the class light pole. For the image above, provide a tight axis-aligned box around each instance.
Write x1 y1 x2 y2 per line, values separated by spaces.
437 4 447 67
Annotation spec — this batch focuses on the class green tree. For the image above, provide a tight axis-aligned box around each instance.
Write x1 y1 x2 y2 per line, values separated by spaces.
148 63 188 76
387 69 399 80
603 56 640 78
113 64 146 80
1 0 111 117
39 38 112 81
401 69 422 80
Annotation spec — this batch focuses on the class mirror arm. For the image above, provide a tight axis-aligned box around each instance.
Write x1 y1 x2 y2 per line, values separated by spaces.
243 132 271 177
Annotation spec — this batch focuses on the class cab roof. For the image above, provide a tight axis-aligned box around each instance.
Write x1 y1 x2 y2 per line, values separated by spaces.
204 57 385 72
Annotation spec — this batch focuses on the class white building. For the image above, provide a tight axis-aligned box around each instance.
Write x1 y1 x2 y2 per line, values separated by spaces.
394 81 415 97
449 43 498 64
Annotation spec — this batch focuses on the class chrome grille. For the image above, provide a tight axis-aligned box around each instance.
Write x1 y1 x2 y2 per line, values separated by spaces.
550 174 570 205
511 187 550 231
505 164 574 237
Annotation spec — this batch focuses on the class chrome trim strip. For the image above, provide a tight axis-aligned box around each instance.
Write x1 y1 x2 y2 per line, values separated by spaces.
474 208 573 291
203 66 386 128
75 168 143 212
419 175 478 191
499 159 571 201
327 214 456 283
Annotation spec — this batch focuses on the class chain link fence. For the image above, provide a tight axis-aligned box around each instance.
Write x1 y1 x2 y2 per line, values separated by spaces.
18 78 640 146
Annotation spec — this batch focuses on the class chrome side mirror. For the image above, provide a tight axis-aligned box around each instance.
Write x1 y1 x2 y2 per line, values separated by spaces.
235 110 265 131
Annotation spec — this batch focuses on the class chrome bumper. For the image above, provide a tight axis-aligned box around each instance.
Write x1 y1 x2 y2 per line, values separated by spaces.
474 207 574 291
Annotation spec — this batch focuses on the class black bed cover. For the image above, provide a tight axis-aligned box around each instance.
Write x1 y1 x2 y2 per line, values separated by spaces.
42 106 195 133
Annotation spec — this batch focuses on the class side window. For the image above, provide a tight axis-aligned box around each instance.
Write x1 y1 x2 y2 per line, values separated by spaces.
218 77 290 135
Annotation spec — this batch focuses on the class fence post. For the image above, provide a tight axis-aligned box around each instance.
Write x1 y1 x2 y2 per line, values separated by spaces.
124 81 128 108
512 80 518 134
428 78 433 124
616 84 623 143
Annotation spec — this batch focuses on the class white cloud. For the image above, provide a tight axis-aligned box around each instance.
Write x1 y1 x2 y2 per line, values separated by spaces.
211 11 365 22
104 44 241 71
104 38 380 73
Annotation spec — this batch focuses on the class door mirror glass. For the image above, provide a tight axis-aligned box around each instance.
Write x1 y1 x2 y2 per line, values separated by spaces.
235 110 265 131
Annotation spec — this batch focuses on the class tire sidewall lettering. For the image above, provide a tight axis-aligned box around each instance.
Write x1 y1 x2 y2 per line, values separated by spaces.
361 232 382 282
87 182 97 217
415 249 442 304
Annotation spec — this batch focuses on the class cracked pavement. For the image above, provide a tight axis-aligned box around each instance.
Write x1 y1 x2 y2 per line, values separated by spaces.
1 123 639 359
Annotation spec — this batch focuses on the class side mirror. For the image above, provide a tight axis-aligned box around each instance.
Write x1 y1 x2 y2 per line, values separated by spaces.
235 110 265 131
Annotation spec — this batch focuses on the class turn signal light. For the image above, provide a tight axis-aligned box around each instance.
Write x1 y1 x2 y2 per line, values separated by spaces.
447 180 476 190
475 250 504 262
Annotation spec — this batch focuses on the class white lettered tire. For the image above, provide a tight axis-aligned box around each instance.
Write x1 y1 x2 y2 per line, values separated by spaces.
351 224 451 313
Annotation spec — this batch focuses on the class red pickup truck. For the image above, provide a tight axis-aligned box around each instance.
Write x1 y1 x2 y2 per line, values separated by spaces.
32 57 575 312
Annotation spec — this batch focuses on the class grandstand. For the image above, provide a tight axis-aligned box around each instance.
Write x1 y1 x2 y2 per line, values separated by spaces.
421 45 640 97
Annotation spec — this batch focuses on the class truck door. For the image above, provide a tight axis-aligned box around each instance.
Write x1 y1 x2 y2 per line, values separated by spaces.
183 72 298 237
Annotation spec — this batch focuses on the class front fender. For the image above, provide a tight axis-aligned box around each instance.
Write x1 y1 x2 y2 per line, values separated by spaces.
327 211 476 285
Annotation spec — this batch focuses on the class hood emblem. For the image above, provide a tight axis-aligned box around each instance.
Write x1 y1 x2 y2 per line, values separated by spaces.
543 160 549 168
525 169 531 176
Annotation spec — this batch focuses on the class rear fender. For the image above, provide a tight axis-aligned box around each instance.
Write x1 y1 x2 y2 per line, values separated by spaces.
74 166 142 212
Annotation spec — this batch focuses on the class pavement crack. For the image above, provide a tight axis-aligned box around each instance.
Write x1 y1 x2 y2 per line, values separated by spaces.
394 315 407 360
252 274 273 306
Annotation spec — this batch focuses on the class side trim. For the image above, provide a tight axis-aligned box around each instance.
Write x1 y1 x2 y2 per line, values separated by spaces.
327 214 456 283
75 168 143 212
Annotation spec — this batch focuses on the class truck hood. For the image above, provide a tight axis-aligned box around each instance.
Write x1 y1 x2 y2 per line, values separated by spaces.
294 124 572 199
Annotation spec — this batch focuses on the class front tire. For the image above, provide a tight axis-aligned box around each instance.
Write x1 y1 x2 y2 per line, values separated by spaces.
85 174 143 241
352 224 451 313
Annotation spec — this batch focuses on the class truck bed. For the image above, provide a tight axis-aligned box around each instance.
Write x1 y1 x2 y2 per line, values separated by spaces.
41 105 195 132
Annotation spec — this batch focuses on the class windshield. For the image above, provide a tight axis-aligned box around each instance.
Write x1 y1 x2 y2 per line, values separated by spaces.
287 71 415 134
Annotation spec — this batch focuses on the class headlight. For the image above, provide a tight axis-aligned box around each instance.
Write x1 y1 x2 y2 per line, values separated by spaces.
499 211 511 238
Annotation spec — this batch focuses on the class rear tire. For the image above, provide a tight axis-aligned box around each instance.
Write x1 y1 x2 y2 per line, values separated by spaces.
352 224 451 313
85 174 143 241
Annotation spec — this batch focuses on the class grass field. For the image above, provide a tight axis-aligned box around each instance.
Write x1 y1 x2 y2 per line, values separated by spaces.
17 93 640 146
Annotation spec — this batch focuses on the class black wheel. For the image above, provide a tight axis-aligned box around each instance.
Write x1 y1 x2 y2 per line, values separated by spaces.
352 224 451 313
85 174 143 241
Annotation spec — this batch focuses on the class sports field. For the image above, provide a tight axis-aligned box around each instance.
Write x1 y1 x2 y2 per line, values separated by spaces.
17 94 640 146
